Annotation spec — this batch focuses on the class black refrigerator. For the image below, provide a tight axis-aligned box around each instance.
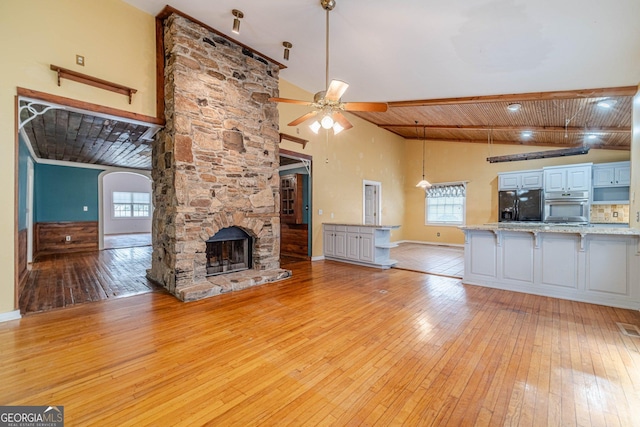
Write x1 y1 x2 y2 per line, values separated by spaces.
498 189 543 222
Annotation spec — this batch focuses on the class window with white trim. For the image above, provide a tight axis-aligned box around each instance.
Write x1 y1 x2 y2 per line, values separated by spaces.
113 191 151 218
425 183 466 225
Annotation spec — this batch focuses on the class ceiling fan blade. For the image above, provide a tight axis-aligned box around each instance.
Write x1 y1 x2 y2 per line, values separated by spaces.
343 102 388 112
325 80 349 101
332 112 353 131
288 111 318 127
269 97 311 106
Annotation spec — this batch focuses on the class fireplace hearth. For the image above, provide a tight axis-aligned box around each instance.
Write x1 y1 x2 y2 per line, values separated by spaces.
206 227 252 276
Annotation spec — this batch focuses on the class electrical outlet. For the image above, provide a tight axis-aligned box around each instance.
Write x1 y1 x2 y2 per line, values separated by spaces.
65 236 71 242
437 232 440 237
83 206 88 212
613 212 618 217
76 54 85 66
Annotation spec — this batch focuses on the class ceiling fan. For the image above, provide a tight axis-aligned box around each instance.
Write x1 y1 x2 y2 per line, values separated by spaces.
269 0 388 135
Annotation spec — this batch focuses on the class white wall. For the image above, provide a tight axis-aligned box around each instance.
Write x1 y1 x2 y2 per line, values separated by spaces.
103 172 152 235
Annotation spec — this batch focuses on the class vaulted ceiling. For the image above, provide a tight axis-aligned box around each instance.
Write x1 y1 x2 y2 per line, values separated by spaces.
22 1 640 171
121 0 639 150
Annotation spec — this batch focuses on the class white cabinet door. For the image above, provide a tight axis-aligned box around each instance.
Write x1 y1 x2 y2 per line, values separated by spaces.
615 166 631 186
544 169 566 192
544 165 591 192
566 166 591 191
359 232 375 263
520 171 543 189
498 170 543 190
498 173 520 190
593 166 615 187
334 231 347 258
323 229 335 257
346 232 360 260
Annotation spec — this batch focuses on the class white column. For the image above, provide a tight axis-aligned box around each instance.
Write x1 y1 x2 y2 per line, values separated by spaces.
631 84 640 229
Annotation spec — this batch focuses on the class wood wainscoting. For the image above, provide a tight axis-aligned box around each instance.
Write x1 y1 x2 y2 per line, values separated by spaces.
280 222 309 259
35 221 98 258
18 228 28 291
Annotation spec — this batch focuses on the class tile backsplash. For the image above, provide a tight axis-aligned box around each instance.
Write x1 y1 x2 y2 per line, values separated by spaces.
590 204 629 223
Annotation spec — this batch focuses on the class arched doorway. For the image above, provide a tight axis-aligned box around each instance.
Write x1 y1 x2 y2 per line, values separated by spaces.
99 171 152 249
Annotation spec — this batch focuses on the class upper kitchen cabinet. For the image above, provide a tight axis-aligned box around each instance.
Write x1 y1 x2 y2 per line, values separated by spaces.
543 164 592 192
593 161 631 187
498 170 543 190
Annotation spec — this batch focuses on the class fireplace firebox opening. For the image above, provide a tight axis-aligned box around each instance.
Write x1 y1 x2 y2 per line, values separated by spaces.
205 227 253 276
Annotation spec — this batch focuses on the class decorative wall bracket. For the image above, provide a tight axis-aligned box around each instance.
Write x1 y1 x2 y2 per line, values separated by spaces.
18 99 63 130
530 231 540 248
492 230 502 246
50 65 137 104
579 233 587 252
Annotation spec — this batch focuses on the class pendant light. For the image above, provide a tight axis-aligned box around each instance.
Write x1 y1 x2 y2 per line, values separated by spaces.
415 121 431 189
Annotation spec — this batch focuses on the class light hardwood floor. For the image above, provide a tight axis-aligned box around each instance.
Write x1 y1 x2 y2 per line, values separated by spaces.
391 242 465 278
3 258 640 425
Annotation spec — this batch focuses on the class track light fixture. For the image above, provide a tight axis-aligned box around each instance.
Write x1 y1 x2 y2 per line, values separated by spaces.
232 9 244 34
283 42 292 60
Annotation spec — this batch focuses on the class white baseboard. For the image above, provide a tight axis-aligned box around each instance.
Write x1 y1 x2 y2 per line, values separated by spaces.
0 310 22 323
311 255 325 261
396 240 464 248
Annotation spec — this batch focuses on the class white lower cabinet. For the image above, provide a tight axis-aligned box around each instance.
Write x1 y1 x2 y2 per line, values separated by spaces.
462 227 640 310
323 224 398 269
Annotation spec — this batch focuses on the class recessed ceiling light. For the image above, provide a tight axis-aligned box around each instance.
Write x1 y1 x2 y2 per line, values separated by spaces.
597 99 617 109
521 131 532 138
507 103 522 112
587 134 598 140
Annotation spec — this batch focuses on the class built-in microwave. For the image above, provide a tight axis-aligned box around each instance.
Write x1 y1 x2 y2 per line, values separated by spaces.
543 191 590 223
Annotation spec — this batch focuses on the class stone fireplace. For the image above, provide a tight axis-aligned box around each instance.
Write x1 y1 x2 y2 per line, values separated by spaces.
148 13 291 301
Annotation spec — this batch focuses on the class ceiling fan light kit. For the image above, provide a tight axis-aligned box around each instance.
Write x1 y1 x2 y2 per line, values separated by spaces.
269 0 388 136
232 9 243 34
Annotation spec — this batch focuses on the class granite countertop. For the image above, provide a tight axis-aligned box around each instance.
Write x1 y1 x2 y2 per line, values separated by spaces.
323 223 401 229
460 223 640 236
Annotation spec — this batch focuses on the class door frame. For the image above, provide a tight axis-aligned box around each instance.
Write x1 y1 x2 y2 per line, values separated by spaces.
363 180 382 225
279 148 313 257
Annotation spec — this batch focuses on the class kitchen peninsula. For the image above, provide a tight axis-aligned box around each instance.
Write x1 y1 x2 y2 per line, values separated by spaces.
460 223 640 309
323 223 400 269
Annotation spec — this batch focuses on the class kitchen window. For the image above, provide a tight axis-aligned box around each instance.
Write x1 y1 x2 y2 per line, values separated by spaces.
113 191 151 218
425 183 466 225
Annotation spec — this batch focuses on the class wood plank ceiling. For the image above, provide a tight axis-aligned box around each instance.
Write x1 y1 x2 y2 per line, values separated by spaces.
20 100 158 170
19 85 634 173
351 86 635 150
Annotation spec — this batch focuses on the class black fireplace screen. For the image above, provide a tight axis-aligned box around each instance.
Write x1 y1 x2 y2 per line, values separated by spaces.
205 227 252 276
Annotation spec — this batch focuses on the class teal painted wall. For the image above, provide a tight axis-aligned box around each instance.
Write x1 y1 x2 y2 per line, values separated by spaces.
34 164 103 222
17 135 31 230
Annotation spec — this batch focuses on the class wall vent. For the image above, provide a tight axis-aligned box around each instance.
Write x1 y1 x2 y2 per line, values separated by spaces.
616 322 640 338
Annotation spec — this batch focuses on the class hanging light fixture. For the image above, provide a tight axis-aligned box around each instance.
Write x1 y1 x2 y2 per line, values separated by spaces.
232 9 244 34
415 121 431 189
283 42 292 60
